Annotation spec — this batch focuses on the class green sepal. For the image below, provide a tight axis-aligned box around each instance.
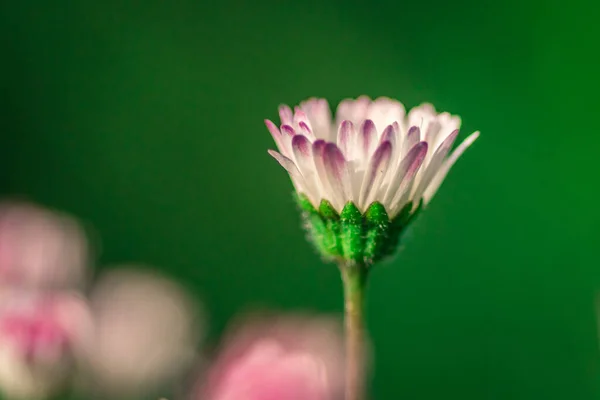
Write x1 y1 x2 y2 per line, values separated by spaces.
296 193 424 265
318 200 341 258
364 202 390 263
297 193 317 214
306 213 336 259
297 195 338 260
340 202 363 262
318 199 339 220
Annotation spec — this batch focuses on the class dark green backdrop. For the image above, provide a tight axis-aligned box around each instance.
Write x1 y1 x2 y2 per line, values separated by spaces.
1 0 599 399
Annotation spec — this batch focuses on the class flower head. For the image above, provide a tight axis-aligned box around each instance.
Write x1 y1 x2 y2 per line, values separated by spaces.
0 292 91 400
78 267 201 398
196 314 345 400
0 202 89 292
266 96 479 263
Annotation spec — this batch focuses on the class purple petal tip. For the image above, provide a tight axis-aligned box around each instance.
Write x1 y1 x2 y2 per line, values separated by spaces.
292 135 310 156
408 126 420 135
362 119 376 131
415 141 428 158
312 139 326 155
298 121 312 133
281 125 295 136
324 142 344 159
372 141 393 164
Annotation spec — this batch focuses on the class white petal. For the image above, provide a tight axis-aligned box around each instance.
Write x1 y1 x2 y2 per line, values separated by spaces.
291 135 313 170
379 124 402 187
300 98 332 141
423 120 442 148
428 113 462 157
402 126 420 158
407 103 436 128
279 124 296 157
292 135 319 198
367 97 406 132
323 143 352 210
386 142 428 213
335 96 370 126
422 131 480 204
357 120 377 165
410 130 459 203
358 141 393 210
268 97 479 216
268 149 305 192
336 121 354 158
265 120 286 155
278 105 293 125
293 108 312 129
293 108 316 140
312 140 332 206
379 124 398 149
297 121 314 140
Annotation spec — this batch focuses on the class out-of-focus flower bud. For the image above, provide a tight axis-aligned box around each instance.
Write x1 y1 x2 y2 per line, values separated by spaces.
196 313 345 400
79 267 201 398
0 292 92 400
0 202 89 291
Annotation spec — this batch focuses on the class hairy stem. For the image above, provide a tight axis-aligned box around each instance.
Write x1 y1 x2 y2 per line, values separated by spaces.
340 262 368 400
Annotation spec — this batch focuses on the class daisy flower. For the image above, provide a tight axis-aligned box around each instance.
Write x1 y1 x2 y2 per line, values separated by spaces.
266 96 479 264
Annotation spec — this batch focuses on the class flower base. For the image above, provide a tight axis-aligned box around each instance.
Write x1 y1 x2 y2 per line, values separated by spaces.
297 195 422 265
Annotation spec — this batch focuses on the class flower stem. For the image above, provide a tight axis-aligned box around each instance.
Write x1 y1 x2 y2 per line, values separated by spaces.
340 261 368 400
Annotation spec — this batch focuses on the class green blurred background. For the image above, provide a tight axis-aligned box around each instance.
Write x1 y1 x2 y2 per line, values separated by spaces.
1 0 599 399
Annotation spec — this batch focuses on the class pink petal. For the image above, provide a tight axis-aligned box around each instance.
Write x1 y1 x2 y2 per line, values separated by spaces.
280 125 296 137
411 129 460 203
279 125 296 156
298 121 313 138
358 141 393 209
402 126 420 157
291 135 313 176
0 203 88 291
384 141 428 207
291 135 311 158
358 119 377 161
299 98 332 141
265 120 285 152
293 108 312 129
312 140 331 201
335 96 370 126
83 268 200 397
422 131 479 204
197 314 346 400
424 120 442 147
312 140 326 157
407 103 436 129
336 120 354 158
278 105 293 125
268 150 302 183
379 124 398 147
294 108 316 139
323 143 351 208
367 97 406 132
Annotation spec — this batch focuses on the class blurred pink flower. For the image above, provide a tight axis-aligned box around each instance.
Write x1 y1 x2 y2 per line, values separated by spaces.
197 314 345 400
78 267 201 398
0 292 92 399
0 202 89 291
